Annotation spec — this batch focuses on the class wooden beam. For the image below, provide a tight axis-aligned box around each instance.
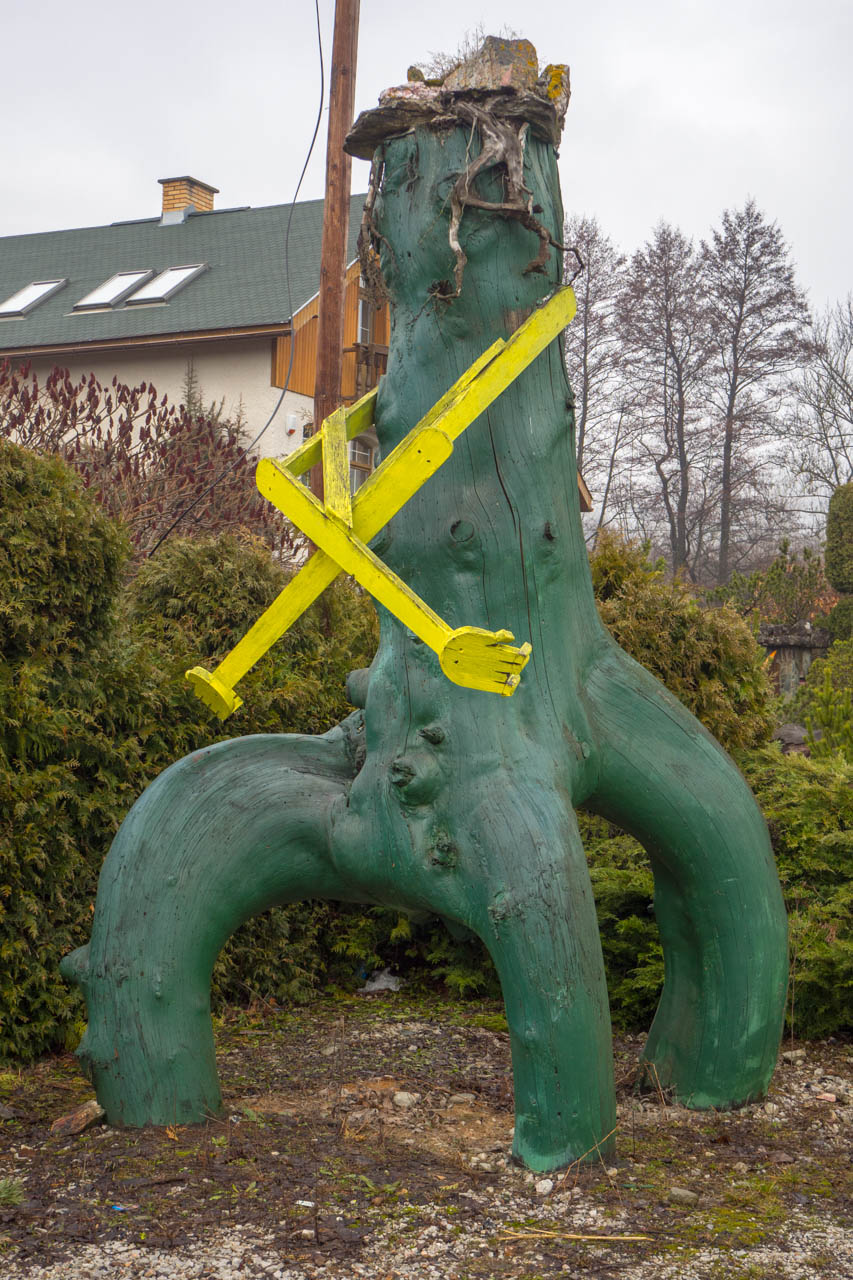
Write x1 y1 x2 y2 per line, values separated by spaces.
577 469 593 512
311 0 361 501
0 324 292 361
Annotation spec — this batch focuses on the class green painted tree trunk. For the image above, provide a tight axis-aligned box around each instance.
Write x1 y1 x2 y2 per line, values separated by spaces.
63 114 788 1172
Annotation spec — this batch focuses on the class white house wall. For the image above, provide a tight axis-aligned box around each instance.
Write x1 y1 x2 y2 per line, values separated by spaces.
22 337 313 459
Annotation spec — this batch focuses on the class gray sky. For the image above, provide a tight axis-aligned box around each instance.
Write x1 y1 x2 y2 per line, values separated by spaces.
2 0 849 310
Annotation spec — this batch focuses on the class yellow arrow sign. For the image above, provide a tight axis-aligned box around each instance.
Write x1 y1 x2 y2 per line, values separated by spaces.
186 286 576 718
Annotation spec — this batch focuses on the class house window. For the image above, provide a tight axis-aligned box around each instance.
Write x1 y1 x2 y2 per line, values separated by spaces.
74 270 154 310
0 278 67 317
352 276 387 399
349 437 374 493
126 263 207 304
357 282 374 346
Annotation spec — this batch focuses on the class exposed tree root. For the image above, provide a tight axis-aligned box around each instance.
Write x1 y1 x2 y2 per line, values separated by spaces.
448 103 565 294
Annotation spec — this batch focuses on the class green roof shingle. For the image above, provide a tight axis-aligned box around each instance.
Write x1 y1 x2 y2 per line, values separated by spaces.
0 194 365 354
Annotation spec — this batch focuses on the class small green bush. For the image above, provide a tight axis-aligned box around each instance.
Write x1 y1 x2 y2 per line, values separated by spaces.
804 671 853 764
578 815 661 1030
812 637 853 692
705 540 835 627
791 638 853 724
588 531 665 602
126 532 378 740
825 483 853 641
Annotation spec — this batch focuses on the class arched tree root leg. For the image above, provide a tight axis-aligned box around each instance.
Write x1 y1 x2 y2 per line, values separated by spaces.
583 647 788 1108
457 782 616 1170
61 730 358 1127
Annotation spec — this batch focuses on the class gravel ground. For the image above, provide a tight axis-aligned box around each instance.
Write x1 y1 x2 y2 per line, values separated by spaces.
1 994 851 1279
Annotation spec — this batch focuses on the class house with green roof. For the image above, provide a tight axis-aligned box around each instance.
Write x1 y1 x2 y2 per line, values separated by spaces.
0 177 386 471
0 176 592 507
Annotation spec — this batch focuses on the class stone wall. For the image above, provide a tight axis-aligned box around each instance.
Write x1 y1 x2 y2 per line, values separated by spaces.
758 624 831 699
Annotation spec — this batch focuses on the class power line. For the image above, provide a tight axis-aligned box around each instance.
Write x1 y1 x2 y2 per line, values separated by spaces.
147 0 326 558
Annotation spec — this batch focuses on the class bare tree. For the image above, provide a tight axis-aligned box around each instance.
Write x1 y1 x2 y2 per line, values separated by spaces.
617 222 711 576
563 216 625 472
784 296 853 512
562 216 640 539
700 199 809 584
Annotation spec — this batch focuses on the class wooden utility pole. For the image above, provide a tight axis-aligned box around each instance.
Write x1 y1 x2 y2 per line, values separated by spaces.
311 0 361 501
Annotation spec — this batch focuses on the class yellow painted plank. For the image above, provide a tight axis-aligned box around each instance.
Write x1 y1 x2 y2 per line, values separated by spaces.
259 461 531 698
282 386 378 477
350 421 454 534
203 548 343 715
187 287 576 716
274 326 508 479
259 457 451 654
270 284 572 481
321 408 353 525
208 426 455 707
415 337 506 429
430 287 576 444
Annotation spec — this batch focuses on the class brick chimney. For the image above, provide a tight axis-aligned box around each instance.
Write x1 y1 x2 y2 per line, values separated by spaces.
158 176 219 215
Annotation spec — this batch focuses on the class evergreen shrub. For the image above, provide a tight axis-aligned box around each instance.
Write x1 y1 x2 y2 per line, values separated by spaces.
0 443 138 1057
126 532 378 740
705 540 835 627
0 441 127 658
0 448 378 1059
804 671 853 764
573 746 853 1038
591 533 774 750
828 595 853 642
4 461 851 1057
825 482 853 594
739 746 853 1038
825 483 853 642
792 638 853 743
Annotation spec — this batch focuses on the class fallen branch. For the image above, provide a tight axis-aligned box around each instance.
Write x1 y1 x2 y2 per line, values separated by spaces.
499 1229 652 1243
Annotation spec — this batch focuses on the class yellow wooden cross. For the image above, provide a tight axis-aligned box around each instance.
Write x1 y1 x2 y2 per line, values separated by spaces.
186 286 576 719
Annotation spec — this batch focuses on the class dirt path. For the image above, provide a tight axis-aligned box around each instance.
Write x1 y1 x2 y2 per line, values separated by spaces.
0 993 850 1278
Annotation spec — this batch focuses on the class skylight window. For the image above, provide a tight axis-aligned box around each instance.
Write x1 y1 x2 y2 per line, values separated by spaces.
125 263 207 304
0 278 67 317
74 270 153 310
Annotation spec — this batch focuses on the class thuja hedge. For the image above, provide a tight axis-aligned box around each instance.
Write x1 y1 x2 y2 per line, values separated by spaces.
581 745 852 1039
826 483 853 641
0 442 377 1060
370 544 849 1038
3 450 851 1058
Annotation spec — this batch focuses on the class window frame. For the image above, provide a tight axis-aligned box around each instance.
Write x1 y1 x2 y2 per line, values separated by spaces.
0 278 67 318
125 263 207 305
73 270 155 311
349 436 374 494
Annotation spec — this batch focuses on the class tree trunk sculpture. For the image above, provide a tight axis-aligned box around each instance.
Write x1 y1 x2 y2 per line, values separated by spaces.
63 76 788 1173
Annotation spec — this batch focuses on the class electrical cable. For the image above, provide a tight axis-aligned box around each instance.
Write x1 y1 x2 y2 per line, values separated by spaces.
147 0 326 558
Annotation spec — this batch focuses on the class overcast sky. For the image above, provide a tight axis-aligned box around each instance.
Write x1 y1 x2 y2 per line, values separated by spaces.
2 0 849 310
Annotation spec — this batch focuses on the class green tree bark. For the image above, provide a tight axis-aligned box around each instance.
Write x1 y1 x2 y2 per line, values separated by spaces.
64 108 788 1171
